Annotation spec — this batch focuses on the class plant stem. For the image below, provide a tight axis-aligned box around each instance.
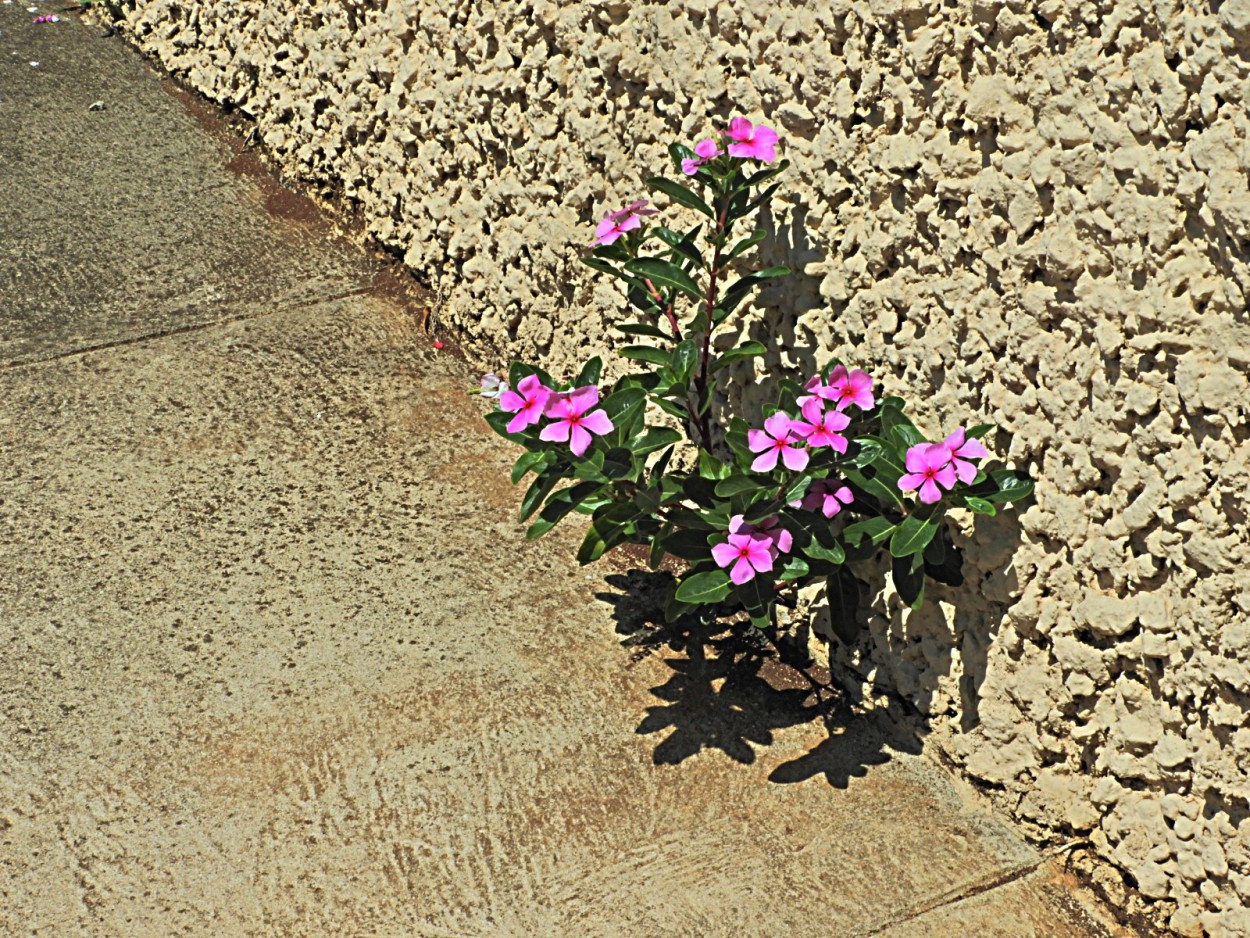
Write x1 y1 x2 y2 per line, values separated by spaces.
642 278 681 343
693 184 732 451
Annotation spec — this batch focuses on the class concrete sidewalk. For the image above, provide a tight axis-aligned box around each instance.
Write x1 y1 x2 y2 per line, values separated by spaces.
0 9 1128 937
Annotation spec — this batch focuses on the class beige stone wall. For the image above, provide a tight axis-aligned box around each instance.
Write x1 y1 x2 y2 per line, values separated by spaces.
114 0 1250 932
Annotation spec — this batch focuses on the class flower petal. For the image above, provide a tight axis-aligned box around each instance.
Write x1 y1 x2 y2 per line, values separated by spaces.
751 450 779 472
579 409 614 436
781 445 810 472
730 557 756 585
712 542 740 568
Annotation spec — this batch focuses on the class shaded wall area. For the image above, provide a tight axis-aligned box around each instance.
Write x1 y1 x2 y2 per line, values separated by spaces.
114 0 1250 933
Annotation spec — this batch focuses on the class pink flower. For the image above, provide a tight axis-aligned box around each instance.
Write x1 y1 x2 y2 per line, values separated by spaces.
498 374 552 433
747 413 809 472
730 514 792 555
681 137 723 175
798 398 851 453
790 479 854 518
937 428 990 483
711 532 775 586
828 366 876 411
539 386 615 456
900 443 957 505
591 199 658 246
722 117 779 163
479 373 508 400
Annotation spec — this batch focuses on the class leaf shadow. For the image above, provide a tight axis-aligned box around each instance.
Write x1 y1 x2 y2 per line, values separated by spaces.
597 568 924 784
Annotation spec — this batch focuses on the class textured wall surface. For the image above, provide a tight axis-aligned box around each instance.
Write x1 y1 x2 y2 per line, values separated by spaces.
111 0 1250 933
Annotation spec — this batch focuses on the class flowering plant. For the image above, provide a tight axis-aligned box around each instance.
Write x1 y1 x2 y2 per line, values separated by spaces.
481 119 1032 637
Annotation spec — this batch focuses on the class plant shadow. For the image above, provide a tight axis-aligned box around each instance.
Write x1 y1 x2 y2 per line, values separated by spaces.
596 568 924 788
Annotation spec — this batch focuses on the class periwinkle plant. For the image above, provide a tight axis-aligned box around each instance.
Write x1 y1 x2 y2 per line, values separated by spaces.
479 117 1033 638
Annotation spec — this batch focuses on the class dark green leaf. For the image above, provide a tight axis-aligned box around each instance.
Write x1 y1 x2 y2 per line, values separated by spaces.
672 339 699 384
652 225 705 268
632 428 682 456
625 257 703 300
614 321 671 340
576 356 603 388
742 159 790 189
674 569 733 604
511 451 549 485
619 345 672 367
698 451 732 481
645 176 715 218
889 514 940 557
842 515 896 546
826 569 862 644
923 527 964 587
805 540 845 565
728 229 767 258
965 496 997 515
778 555 810 581
576 502 641 564
713 475 761 499
519 470 562 522
668 142 698 174
662 528 715 560
709 341 768 374
526 480 603 539
892 553 926 608
844 467 905 510
987 470 1034 504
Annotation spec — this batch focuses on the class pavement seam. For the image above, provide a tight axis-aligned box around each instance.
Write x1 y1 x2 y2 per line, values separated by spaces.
857 857 1049 936
0 285 377 370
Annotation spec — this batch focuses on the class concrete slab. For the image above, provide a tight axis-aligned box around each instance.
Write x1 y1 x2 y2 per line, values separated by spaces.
0 7 1123 937
0 6 373 366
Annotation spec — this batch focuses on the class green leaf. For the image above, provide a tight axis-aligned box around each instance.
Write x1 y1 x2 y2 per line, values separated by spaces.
674 569 733 604
728 228 767 258
698 451 732 481
709 341 768 374
510 451 550 485
881 405 926 449
625 257 703 300
778 555 810 581
519 470 562 522
526 480 603 539
923 526 964 587
889 515 940 557
713 475 761 498
632 428 682 456
576 502 640 564
892 553 926 608
987 470 1034 504
576 356 603 387
842 515 896 547
619 345 672 367
614 321 671 340
742 159 790 190
805 540 845 565
844 467 905 510
966 423 995 440
645 175 715 218
662 528 715 560
826 569 862 644
965 496 997 515
672 339 699 384
652 225 705 268
668 142 698 174
602 447 636 480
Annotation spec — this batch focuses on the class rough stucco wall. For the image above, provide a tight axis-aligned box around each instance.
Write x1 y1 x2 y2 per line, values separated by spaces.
112 0 1250 933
